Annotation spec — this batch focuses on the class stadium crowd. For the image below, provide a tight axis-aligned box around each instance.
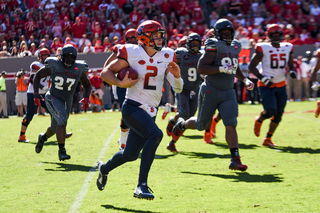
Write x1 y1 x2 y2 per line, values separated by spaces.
0 0 320 57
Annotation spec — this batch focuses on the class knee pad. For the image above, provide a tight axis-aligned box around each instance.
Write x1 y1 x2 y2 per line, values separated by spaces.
271 114 282 124
21 118 30 127
262 109 277 119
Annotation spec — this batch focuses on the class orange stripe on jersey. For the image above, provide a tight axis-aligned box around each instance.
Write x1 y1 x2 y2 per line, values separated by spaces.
258 80 286 88
112 45 119 53
32 64 41 70
255 45 263 53
117 45 128 60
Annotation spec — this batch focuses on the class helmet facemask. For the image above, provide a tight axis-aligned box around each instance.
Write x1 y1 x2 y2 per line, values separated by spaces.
150 30 166 51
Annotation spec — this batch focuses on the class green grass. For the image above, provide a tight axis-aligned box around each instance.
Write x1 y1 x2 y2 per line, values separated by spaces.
1 101 320 213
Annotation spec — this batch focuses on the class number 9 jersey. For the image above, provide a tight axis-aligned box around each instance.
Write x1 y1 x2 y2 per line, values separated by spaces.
45 57 89 102
117 44 176 107
255 42 293 84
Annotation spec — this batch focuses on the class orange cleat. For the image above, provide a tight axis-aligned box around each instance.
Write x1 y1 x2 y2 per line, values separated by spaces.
204 132 213 144
254 116 262 137
18 135 30 143
262 138 277 147
210 118 218 138
315 101 320 118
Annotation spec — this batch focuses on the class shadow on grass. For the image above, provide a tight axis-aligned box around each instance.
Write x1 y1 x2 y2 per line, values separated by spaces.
178 151 230 159
101 205 161 213
181 171 284 183
43 162 94 172
212 142 260 150
272 146 320 154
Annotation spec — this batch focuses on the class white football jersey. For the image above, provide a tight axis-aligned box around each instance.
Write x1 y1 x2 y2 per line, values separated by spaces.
118 44 176 107
27 61 50 94
256 42 293 83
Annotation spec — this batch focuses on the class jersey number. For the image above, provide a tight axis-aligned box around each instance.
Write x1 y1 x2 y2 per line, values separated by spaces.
270 53 286 69
144 66 157 90
54 76 75 91
188 67 197 82
221 57 238 74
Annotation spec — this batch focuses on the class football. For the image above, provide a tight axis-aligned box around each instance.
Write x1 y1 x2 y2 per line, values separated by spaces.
117 68 139 80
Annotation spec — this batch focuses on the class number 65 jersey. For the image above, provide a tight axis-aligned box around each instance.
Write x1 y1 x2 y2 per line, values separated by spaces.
117 44 176 107
255 42 293 84
45 57 89 102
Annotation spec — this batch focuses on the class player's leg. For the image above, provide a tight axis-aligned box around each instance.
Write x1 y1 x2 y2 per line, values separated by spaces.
18 93 37 142
218 89 247 171
118 117 129 150
263 86 287 147
210 113 221 138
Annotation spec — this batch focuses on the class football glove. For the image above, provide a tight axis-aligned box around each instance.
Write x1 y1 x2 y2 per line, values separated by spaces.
80 97 90 111
260 76 273 87
243 78 254 90
289 70 297 79
34 93 41 107
219 63 235 74
312 81 320 91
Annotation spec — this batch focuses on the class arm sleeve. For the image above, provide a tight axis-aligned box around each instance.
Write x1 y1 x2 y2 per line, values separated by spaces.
166 72 183 93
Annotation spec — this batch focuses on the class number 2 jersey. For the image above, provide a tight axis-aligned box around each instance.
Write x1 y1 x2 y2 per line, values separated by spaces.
255 42 293 84
117 44 176 107
204 38 241 90
45 57 89 102
175 47 203 91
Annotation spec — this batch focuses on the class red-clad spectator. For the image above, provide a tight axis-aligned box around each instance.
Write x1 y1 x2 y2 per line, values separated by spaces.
3 15 12 31
78 11 89 27
54 1 63 11
24 17 37 39
90 0 100 13
116 0 126 9
94 40 104 53
43 8 54 27
184 14 192 26
91 22 103 41
190 22 201 35
240 0 251 15
166 22 174 39
57 8 68 21
292 20 303 35
171 29 184 43
26 7 37 21
191 1 204 24
109 9 120 24
50 36 62 55
0 25 6 38
290 34 304 46
102 36 112 52
13 15 25 33
303 34 315 45
26 0 35 8
177 1 190 21
63 36 78 51
160 0 171 17
283 0 300 16
269 0 282 16
99 0 109 13
129 6 141 27
72 17 87 46
62 16 72 36
8 0 19 11
0 0 8 12
29 43 37 55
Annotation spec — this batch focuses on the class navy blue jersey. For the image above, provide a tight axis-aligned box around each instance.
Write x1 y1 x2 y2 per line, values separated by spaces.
45 57 88 102
204 38 242 89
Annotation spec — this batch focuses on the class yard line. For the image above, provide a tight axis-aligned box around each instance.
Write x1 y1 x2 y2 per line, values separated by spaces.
68 123 120 213
287 113 320 122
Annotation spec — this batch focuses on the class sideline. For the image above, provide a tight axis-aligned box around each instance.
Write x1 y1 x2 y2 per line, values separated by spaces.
68 123 120 213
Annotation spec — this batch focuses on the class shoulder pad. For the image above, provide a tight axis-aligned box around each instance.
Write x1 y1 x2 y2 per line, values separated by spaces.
204 38 217 52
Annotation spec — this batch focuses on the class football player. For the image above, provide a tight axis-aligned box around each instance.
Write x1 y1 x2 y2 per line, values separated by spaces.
310 49 320 117
249 24 296 147
33 44 91 161
166 32 212 152
171 18 254 172
104 28 137 150
96 20 183 200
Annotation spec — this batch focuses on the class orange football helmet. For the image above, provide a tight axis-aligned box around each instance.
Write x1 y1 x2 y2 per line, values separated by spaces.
125 28 137 44
38 48 50 62
136 20 166 51
266 24 283 44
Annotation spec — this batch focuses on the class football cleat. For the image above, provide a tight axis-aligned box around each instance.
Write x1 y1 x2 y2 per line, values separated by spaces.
210 117 218 138
315 101 320 118
262 138 277 147
58 148 71 161
66 132 73 139
18 135 30 143
96 161 108 191
35 133 47 153
134 182 154 200
229 157 248 172
172 118 185 141
204 132 213 144
166 116 175 136
167 141 178 152
162 103 171 120
254 116 262 137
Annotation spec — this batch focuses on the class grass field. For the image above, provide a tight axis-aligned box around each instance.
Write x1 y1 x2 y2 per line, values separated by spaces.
1 100 320 213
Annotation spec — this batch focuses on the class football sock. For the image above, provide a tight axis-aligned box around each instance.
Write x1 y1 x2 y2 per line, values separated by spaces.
20 131 25 136
266 132 273 138
230 148 239 158
43 134 49 141
58 143 65 150
257 117 262 123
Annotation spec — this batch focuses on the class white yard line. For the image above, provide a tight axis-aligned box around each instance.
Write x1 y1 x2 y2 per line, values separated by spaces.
68 124 120 213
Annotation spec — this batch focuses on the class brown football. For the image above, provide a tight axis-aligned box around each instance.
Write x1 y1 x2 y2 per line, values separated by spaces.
117 68 139 80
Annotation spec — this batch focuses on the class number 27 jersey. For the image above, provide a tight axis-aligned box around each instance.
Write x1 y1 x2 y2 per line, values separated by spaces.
117 44 176 107
256 42 293 84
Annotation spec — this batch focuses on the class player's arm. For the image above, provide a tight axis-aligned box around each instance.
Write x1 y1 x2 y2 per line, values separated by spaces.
311 56 320 82
165 62 183 93
197 50 220 75
33 67 51 94
80 72 91 99
101 58 138 88
248 51 263 78
103 51 117 68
